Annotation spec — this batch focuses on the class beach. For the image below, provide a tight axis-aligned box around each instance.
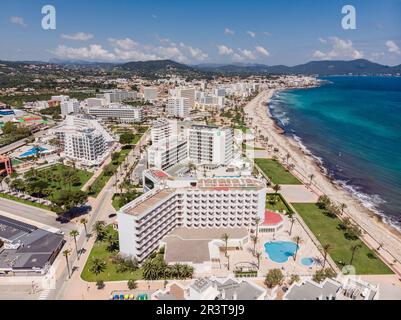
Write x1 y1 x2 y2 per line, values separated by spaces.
245 89 401 275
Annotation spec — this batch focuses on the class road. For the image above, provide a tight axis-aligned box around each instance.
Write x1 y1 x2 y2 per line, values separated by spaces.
0 197 75 234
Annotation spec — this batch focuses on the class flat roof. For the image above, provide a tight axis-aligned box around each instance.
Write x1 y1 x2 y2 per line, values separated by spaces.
124 188 176 216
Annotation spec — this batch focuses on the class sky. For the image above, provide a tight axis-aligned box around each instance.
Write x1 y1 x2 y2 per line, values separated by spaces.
1 0 400 66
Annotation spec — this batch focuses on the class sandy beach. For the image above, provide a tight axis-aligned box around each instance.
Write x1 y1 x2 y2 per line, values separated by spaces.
245 89 401 276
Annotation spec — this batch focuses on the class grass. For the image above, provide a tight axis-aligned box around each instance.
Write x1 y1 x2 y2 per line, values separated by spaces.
0 192 51 210
112 192 143 210
38 164 93 198
242 143 265 151
255 158 302 185
292 203 393 275
88 148 131 197
81 226 143 282
235 125 249 133
265 193 293 214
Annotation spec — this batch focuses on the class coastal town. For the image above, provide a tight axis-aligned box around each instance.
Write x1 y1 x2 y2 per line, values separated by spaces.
1 68 401 302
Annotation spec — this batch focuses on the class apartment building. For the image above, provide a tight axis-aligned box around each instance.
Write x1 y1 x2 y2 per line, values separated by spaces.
187 125 234 166
167 97 190 118
117 177 266 261
148 136 188 171
87 104 143 123
51 115 114 167
170 87 195 108
96 90 137 104
61 99 80 116
143 87 158 101
150 118 178 143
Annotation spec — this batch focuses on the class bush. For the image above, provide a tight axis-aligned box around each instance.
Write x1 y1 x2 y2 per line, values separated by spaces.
313 268 337 283
264 269 284 288
96 280 105 290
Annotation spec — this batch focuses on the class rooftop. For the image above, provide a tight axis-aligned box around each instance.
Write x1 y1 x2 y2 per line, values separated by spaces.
262 211 284 226
124 188 176 216
197 178 264 190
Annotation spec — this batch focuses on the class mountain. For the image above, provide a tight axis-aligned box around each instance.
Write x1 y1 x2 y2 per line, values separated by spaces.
195 59 401 75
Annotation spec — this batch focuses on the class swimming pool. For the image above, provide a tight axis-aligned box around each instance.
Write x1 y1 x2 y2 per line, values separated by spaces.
19 147 48 158
264 241 299 263
301 257 314 266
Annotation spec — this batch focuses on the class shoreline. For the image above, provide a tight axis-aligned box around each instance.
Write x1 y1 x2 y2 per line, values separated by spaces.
245 89 401 274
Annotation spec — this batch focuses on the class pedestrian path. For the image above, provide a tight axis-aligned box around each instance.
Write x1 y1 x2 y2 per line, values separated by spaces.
38 289 54 300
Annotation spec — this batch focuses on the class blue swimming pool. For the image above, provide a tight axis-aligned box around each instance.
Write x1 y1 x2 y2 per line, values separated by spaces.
19 147 48 158
264 241 299 263
301 257 314 266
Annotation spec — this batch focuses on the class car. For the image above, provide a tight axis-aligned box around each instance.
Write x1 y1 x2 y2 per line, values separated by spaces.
108 213 117 218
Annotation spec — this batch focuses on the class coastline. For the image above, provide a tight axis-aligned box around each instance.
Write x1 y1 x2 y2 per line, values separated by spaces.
245 89 401 274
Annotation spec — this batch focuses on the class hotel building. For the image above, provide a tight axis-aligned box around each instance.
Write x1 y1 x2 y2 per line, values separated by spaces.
148 136 188 171
167 97 190 118
170 87 196 108
87 104 143 123
117 177 266 261
150 118 178 143
187 125 233 166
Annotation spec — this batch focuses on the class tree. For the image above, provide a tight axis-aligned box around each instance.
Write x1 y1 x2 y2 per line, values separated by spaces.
63 249 71 278
340 203 347 214
289 217 296 236
93 221 106 241
317 195 331 209
120 132 135 145
289 274 300 285
321 243 333 268
308 174 315 186
251 235 258 256
52 190 87 213
89 257 107 276
264 269 284 288
349 244 362 265
69 230 80 260
96 280 105 290
273 184 281 194
80 218 88 237
255 251 262 270
292 236 303 261
313 268 337 283
106 232 119 252
127 279 138 290
221 233 229 257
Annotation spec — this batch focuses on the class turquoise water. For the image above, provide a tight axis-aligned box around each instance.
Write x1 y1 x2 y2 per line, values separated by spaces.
19 146 47 158
264 241 298 263
301 257 314 266
269 76 401 230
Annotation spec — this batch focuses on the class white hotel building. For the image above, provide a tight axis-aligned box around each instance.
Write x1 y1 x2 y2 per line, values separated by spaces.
188 125 233 166
148 136 188 171
167 97 190 118
150 118 178 143
118 177 266 261
87 104 143 123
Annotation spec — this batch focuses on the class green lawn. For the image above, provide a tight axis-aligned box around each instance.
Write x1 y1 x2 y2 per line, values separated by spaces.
255 158 302 185
88 148 131 197
265 193 293 214
292 203 393 275
112 192 143 210
81 226 143 282
242 143 265 151
38 164 93 197
0 192 51 210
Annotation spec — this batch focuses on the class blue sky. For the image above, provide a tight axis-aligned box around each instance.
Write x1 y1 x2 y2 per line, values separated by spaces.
1 0 400 65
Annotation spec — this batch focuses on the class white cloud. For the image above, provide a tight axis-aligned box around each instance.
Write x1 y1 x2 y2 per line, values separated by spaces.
10 16 27 27
312 36 363 60
238 48 256 60
217 45 234 55
53 44 116 61
53 37 208 63
224 28 235 35
386 40 401 55
246 31 256 38
61 32 94 41
255 46 270 57
318 37 327 44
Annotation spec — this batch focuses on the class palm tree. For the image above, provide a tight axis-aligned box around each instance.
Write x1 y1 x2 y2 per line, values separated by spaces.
80 218 88 237
127 279 138 290
292 236 303 261
89 257 107 276
349 244 362 265
273 184 281 194
340 203 347 215
69 230 80 260
255 251 262 270
221 233 229 257
321 243 333 268
308 174 315 187
63 249 71 278
93 221 106 241
251 235 258 256
289 217 296 236
253 216 261 242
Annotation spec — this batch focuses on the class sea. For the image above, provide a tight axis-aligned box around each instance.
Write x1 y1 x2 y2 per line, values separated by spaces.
268 76 401 230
